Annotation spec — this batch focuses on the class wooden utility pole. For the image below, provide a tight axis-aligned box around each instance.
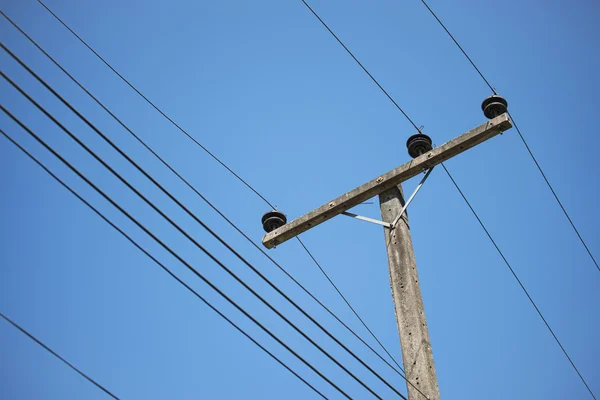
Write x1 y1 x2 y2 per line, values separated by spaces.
261 105 512 398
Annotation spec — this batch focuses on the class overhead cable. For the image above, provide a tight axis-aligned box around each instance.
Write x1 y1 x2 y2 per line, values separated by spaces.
0 115 351 399
34 1 275 209
416 0 495 93
0 12 409 384
509 112 599 273
0 50 406 399
415 0 599 273
0 78 386 399
296 236 404 375
300 0 421 132
440 163 597 400
0 128 329 400
27 3 402 377
0 311 119 400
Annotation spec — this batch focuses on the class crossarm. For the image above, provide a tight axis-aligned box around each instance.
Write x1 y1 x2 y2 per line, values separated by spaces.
262 113 512 248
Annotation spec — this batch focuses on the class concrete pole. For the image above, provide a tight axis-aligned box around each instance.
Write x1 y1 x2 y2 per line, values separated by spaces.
379 183 440 400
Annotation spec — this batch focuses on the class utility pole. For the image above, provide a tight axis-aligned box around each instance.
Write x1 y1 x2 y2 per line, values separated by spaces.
260 96 511 399
379 183 439 399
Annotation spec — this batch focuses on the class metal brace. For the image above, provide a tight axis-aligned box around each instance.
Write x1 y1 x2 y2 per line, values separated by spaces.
341 211 393 228
390 167 433 228
341 167 434 229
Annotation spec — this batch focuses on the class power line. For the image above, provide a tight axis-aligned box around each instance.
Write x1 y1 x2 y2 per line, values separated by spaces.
0 113 351 399
509 112 599 273
0 12 411 387
300 0 421 132
0 49 404 399
415 0 599 273
0 78 389 399
0 311 120 400
416 0 495 93
440 163 597 400
0 129 328 400
297 236 404 375
296 237 429 400
28 3 404 380
413 1 598 392
35 0 275 209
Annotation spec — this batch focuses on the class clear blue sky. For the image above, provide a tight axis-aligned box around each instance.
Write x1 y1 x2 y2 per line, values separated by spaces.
1 0 599 398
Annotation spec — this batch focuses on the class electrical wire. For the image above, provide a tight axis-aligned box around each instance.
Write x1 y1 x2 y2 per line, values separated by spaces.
509 112 599 273
0 129 329 400
440 163 597 400
40 0 421 134
0 80 389 399
0 311 120 399
0 12 412 388
296 236 404 375
0 50 404 399
296 237 431 398
34 0 275 210
416 0 495 94
28 3 405 382
300 0 421 133
415 0 599 273
413 1 598 393
0 114 350 399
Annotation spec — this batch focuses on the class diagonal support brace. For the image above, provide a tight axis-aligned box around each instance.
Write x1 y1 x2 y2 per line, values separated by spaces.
390 167 434 228
341 211 393 228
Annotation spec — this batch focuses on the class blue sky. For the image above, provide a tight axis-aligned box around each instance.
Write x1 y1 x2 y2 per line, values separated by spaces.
1 0 599 398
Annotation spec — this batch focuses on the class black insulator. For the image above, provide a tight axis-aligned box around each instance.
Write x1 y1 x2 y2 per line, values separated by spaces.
406 133 433 159
262 210 287 233
481 95 508 119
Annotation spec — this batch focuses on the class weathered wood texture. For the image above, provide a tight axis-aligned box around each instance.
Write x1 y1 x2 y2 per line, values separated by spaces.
380 185 440 400
262 113 512 248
